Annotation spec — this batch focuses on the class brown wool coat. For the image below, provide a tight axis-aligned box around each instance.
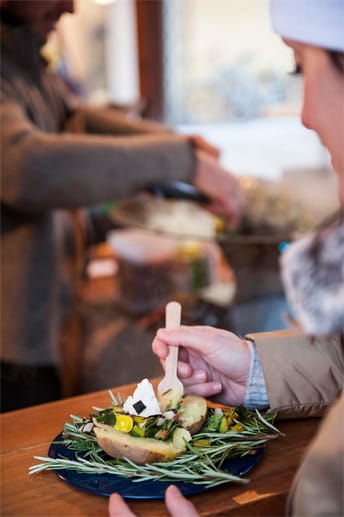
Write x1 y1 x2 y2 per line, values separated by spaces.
0 22 195 367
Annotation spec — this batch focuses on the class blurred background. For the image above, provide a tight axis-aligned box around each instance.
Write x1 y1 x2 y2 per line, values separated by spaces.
44 0 339 392
47 0 335 188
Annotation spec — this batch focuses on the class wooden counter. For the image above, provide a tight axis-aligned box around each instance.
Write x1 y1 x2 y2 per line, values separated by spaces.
1 381 320 516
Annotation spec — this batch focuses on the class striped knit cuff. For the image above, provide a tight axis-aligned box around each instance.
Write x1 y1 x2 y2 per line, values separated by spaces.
244 339 269 409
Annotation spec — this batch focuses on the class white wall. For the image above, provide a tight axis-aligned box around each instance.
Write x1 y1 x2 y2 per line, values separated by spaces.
55 0 139 105
105 0 140 105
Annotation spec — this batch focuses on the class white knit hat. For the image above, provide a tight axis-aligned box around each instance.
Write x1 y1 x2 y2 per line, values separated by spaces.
270 0 344 52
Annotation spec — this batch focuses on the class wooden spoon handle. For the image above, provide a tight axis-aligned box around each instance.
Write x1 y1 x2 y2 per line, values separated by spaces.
166 301 182 329
158 301 184 403
165 302 181 377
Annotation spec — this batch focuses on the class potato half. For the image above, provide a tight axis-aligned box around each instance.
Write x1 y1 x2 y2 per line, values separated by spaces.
94 426 190 464
178 395 208 435
94 395 208 464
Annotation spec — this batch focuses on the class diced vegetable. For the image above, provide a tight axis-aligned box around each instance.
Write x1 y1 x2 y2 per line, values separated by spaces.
114 415 133 433
231 423 245 433
219 416 229 433
132 425 145 438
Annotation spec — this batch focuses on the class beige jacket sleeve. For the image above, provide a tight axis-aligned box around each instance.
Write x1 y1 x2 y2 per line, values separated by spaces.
246 329 344 418
286 391 344 516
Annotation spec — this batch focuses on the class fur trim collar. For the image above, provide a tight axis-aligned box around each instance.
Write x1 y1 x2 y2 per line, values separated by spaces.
281 209 344 335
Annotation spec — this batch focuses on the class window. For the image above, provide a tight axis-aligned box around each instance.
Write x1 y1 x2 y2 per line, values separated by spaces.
163 0 301 124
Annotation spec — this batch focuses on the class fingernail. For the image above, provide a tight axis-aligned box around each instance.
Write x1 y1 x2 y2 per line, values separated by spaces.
213 382 222 393
167 484 181 495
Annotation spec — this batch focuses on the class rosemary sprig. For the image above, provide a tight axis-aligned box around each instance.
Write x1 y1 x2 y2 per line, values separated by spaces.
29 452 247 487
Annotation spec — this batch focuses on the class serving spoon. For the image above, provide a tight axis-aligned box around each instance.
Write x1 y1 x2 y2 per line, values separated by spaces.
158 301 184 408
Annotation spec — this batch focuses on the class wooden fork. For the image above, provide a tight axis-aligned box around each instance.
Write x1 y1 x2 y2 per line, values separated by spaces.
157 301 184 406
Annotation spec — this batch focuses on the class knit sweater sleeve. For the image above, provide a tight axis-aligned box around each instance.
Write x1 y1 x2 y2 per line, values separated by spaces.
0 100 195 213
244 340 269 409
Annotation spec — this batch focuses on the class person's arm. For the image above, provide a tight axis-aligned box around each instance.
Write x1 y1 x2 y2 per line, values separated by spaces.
0 100 194 213
65 105 174 136
0 100 241 220
246 329 344 418
287 393 344 516
64 105 241 219
153 326 343 418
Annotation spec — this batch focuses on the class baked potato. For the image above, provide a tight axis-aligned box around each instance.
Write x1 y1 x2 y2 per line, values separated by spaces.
94 395 208 464
158 388 183 412
94 426 191 464
178 395 208 435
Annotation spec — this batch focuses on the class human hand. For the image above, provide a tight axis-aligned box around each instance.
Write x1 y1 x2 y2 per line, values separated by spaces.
109 485 199 517
188 134 221 159
152 325 251 406
109 493 135 517
193 149 242 227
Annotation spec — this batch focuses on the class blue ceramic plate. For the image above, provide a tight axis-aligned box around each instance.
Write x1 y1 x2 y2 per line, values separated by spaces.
48 433 264 499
